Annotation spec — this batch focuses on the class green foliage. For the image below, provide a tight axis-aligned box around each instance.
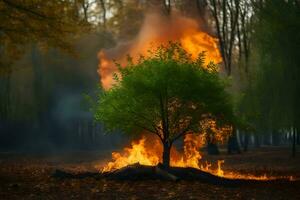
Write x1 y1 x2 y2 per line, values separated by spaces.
0 0 91 120
94 42 234 143
242 0 300 130
0 0 88 68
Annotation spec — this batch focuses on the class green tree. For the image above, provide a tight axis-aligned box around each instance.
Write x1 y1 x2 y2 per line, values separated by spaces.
94 43 235 168
0 0 87 127
246 0 300 156
0 0 87 63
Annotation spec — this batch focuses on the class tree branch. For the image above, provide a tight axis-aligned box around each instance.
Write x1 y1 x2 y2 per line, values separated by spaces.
1 0 50 19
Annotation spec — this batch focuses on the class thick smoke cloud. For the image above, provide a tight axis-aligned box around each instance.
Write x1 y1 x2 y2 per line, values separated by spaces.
98 11 221 90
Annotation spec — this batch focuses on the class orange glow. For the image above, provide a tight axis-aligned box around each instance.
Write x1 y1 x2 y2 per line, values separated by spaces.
100 116 293 180
101 134 204 172
101 135 294 181
216 160 225 177
102 137 162 172
102 119 227 172
98 12 293 182
180 31 222 64
98 12 222 90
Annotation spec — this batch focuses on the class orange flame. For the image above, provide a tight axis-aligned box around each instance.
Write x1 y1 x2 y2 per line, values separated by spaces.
102 134 204 172
102 136 161 172
98 12 222 90
98 12 294 181
101 135 294 181
102 119 227 172
100 118 293 180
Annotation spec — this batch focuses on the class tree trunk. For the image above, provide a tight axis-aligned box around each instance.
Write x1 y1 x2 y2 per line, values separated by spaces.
205 129 219 155
207 142 220 155
0 67 11 121
243 133 249 152
272 129 280 146
31 45 45 141
292 127 296 158
162 142 171 168
254 134 261 147
98 0 106 28
263 132 271 145
227 127 241 154
297 130 300 145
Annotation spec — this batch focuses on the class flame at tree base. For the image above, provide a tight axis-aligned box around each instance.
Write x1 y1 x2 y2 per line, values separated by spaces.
101 136 294 181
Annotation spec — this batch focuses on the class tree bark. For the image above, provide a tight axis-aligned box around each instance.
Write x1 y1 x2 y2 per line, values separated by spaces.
227 127 241 154
263 132 271 145
254 134 261 147
98 0 107 28
297 129 300 145
292 127 296 157
207 142 220 155
272 129 280 146
243 132 249 152
162 142 171 168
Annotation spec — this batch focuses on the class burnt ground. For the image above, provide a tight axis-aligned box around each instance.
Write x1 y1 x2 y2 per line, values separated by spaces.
0 146 300 200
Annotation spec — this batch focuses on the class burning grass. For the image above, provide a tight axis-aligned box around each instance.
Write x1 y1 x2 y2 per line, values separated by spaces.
0 148 300 199
100 135 295 182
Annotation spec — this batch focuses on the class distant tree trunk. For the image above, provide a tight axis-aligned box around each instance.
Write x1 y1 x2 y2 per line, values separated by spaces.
272 129 280 146
297 130 300 145
292 127 296 157
263 132 271 145
209 0 240 76
164 0 171 14
243 132 249 152
254 134 261 147
98 0 107 28
227 127 241 154
196 0 208 16
0 63 12 118
0 68 11 148
162 142 171 168
146 0 170 14
206 132 220 155
80 0 90 22
31 45 45 139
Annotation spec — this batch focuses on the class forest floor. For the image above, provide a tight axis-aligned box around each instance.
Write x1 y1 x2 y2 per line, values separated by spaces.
0 146 300 200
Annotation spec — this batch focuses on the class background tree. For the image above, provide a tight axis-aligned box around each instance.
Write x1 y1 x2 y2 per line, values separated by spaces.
207 0 240 76
0 0 104 150
248 0 300 157
0 0 144 150
0 0 86 129
94 43 234 168
209 0 242 153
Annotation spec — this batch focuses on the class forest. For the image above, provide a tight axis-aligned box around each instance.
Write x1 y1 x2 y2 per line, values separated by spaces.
0 0 300 199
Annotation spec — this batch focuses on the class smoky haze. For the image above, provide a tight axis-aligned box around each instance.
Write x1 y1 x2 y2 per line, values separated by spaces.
0 9 220 153
0 33 130 153
98 10 220 90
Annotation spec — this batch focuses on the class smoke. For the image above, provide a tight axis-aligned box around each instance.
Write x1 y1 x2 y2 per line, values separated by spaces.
98 11 221 90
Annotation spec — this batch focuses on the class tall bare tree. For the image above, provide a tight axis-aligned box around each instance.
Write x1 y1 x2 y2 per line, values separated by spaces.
208 0 240 76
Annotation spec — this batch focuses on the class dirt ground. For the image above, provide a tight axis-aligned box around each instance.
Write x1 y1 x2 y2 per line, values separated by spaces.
0 146 300 200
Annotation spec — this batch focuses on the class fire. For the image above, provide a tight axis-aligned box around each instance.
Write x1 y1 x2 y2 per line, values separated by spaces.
98 12 222 90
181 31 222 64
216 160 225 177
98 12 294 181
101 136 294 181
101 134 204 172
102 120 227 173
102 137 162 172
